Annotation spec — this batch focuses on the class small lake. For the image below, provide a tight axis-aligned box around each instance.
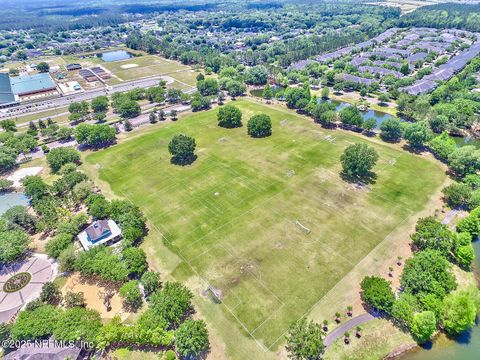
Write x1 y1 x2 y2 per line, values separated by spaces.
318 99 393 129
100 50 133 62
0 193 29 216
452 135 480 149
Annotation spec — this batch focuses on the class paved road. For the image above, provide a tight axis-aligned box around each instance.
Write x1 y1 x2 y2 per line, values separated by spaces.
1 76 169 120
323 313 375 347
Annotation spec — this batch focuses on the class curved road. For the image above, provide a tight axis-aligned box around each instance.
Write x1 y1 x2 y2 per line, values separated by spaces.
324 313 375 347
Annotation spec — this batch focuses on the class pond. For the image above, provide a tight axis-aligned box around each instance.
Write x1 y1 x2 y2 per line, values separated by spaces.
452 135 480 149
0 192 29 216
402 238 480 360
100 50 133 62
318 99 393 129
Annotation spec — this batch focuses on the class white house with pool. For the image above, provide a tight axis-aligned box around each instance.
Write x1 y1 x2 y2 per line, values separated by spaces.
77 219 122 250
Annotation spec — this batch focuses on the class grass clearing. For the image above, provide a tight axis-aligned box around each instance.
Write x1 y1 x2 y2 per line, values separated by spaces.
85 99 445 354
324 319 416 360
102 55 190 81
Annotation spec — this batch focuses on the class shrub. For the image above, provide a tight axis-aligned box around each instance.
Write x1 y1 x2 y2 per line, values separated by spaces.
247 114 272 138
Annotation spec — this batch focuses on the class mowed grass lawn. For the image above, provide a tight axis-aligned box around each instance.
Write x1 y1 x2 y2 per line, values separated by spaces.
102 54 193 81
86 99 445 350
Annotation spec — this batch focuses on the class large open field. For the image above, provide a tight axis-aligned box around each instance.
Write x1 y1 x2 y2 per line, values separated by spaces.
85 99 445 354
102 54 194 83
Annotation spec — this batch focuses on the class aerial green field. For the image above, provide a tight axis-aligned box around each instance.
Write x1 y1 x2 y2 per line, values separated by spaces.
102 54 192 81
85 99 445 351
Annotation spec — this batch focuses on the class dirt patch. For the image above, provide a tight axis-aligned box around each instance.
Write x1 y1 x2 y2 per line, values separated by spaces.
120 64 139 69
61 272 130 321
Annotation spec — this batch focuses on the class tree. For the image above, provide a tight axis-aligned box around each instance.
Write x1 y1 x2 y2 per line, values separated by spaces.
40 282 62 305
442 183 472 209
378 93 390 105
190 93 211 112
442 288 480 335
75 246 129 283
86 194 110 219
175 320 210 359
54 307 102 343
159 110 166 121
0 179 13 192
0 230 30 263
285 318 325 360
122 247 148 277
119 100 141 119
245 65 269 85
429 132 456 162
141 271 161 298
448 146 480 177
411 311 436 343
247 114 272 138
149 112 157 124
57 127 74 141
11 305 59 340
400 62 409 76
263 84 273 100
22 176 49 200
91 96 109 113
75 124 116 147
360 276 395 313
411 217 455 257
46 147 80 173
455 244 475 269
0 146 18 173
217 105 242 128
401 250 457 299
225 80 246 97
0 119 16 132
146 86 165 103
197 78 219 96
64 291 86 308
404 121 433 149
362 118 376 134
168 134 196 165
119 280 143 311
285 87 310 110
391 293 419 327
340 143 379 181
2 205 37 233
339 106 363 127
46 232 73 258
36 62 50 73
321 87 329 100
148 282 193 328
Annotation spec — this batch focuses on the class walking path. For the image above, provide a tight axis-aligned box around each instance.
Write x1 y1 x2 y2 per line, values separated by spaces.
441 209 459 225
324 313 375 347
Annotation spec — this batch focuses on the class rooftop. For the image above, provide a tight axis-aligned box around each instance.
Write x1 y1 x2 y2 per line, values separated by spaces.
10 73 56 96
78 219 122 250
0 73 18 105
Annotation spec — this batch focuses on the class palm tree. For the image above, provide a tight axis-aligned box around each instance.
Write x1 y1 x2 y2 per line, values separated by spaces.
322 319 329 331
397 256 403 266
344 332 350 344
347 306 353 317
170 109 178 121
335 312 341 323
388 266 394 277
355 326 362 338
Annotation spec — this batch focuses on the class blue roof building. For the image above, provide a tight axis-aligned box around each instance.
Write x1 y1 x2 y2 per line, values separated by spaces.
0 73 19 108
9 73 56 97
